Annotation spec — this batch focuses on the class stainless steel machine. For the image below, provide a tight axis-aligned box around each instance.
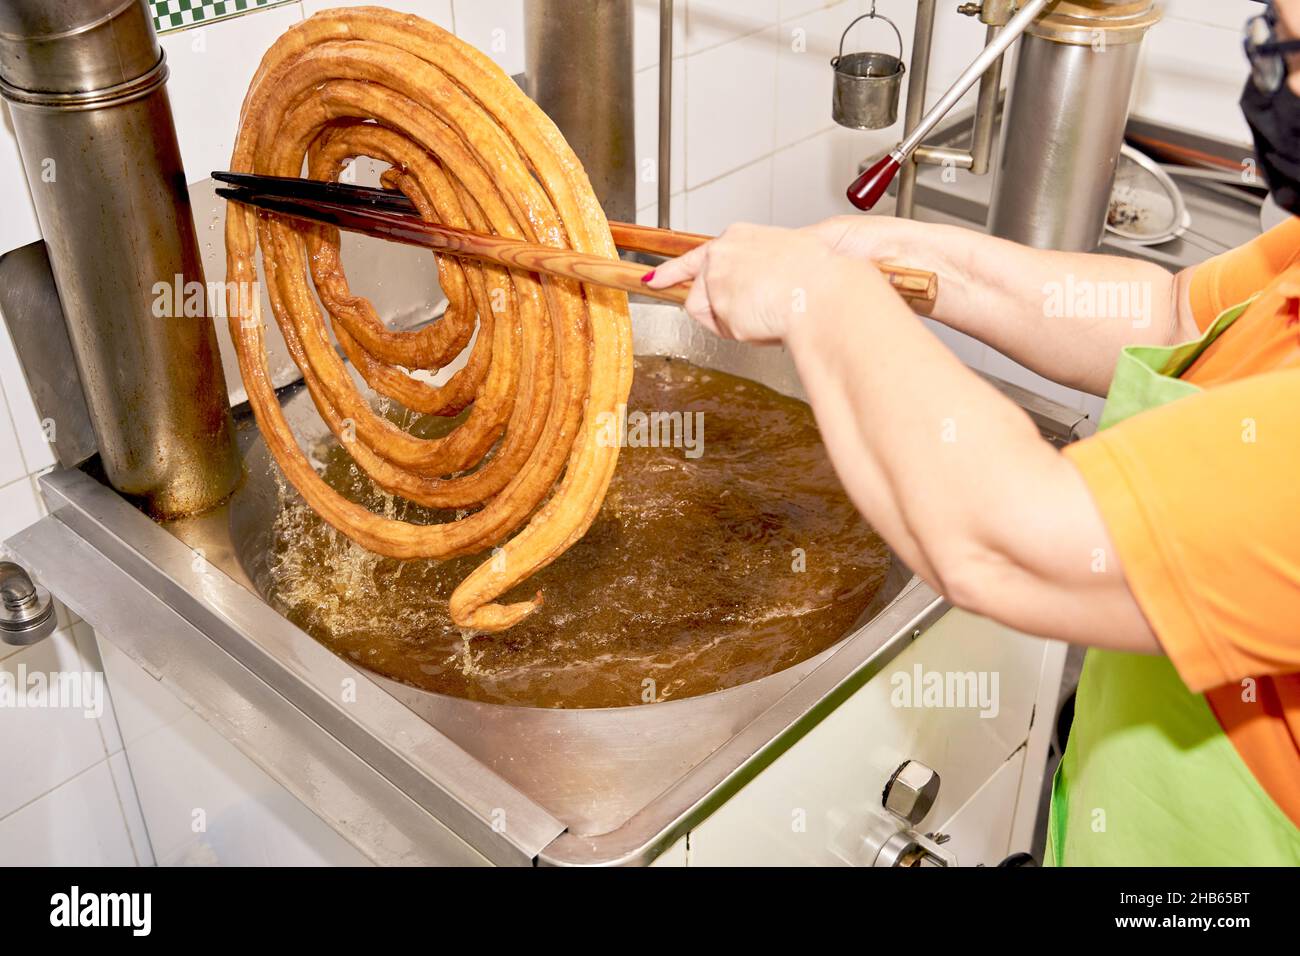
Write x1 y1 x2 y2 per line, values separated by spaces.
524 0 637 225
990 0 1162 249
0 0 1146 865
853 0 1160 254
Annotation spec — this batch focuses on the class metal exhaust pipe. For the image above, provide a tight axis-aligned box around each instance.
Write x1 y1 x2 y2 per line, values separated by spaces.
523 0 636 225
0 0 241 516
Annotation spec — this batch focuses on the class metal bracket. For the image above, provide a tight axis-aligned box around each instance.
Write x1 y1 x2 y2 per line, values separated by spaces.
0 242 97 469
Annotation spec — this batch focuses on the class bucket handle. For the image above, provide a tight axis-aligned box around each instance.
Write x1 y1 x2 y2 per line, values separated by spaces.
833 5 904 67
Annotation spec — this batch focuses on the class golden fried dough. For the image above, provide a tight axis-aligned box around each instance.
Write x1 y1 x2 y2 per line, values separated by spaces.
225 7 633 631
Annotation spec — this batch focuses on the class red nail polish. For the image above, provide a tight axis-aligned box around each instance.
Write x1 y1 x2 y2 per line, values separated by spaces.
641 270 655 283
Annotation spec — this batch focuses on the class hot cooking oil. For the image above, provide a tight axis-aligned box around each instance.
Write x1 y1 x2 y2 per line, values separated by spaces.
262 356 891 708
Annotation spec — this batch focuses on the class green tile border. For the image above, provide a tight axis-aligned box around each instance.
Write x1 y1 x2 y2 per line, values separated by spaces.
150 0 298 34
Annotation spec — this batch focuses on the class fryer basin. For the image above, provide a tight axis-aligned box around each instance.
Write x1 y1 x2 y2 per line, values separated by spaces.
180 303 918 839
7 302 1091 864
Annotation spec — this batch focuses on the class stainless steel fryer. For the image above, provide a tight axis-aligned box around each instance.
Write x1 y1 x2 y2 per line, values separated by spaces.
4 301 1090 866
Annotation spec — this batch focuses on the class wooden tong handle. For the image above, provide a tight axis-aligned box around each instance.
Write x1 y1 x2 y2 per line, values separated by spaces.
610 222 938 307
609 222 714 258
397 220 697 305
436 224 937 309
229 189 938 308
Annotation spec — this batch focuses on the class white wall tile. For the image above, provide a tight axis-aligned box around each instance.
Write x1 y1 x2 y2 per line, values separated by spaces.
108 751 156 866
772 125 884 227
451 0 526 76
1164 1 1257 32
775 0 852 148
924 5 989 99
0 313 56 475
685 26 779 186
0 628 109 819
637 192 686 229
634 59 688 211
96 635 368 864
634 0 687 72
686 0 779 56
0 409 25 491
161 3 306 185
74 623 123 756
780 0 844 21
126 704 370 866
0 106 41 256
685 157 773 234
1132 17 1252 146
96 636 191 749
0 761 136 866
0 474 41 543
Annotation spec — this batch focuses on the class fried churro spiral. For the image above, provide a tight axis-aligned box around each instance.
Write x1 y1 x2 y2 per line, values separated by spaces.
225 7 633 631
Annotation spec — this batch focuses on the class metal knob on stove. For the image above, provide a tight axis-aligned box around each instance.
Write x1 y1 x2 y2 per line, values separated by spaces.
874 828 952 867
0 560 56 646
870 759 951 867
882 759 940 825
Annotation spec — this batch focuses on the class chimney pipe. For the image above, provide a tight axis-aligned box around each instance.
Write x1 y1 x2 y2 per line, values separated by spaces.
0 0 241 516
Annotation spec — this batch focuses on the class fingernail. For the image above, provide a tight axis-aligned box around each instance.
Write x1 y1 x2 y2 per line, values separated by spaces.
641 270 656 283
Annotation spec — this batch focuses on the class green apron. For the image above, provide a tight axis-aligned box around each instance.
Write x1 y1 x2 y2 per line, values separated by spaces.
1046 298 1300 865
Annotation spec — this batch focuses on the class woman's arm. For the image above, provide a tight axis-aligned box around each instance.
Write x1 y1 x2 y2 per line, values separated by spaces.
645 225 1160 654
806 216 1199 397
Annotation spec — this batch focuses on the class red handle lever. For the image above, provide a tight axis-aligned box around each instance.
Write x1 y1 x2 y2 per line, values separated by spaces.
846 153 901 211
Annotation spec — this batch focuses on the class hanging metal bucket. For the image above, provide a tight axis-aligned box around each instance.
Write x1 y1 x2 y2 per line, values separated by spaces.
831 8 905 131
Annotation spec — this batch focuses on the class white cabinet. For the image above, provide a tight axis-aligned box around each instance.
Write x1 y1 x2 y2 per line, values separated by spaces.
97 634 489 867
934 747 1027 866
687 609 1063 866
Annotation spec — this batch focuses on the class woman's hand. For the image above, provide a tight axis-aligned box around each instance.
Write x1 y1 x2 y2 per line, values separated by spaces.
643 222 897 343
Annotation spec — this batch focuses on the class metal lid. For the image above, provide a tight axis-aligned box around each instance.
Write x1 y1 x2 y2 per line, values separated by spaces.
0 0 160 95
1026 0 1161 46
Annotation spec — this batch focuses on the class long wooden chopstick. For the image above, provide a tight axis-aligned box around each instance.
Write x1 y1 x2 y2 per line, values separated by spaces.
213 172 938 307
610 221 938 303
217 188 698 305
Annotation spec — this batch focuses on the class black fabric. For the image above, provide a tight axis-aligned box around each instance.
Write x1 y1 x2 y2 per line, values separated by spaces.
1242 78 1300 215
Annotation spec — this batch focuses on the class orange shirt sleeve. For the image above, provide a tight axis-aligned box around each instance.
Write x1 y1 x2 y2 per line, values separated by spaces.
1063 368 1300 692
1188 217 1300 331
